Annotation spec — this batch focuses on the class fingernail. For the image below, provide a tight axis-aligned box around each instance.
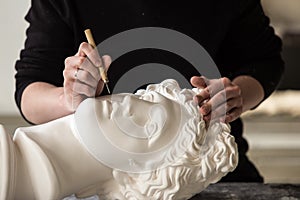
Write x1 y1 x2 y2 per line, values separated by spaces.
195 95 204 105
201 106 208 115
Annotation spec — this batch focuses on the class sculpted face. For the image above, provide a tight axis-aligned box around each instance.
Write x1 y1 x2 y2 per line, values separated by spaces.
95 92 181 152
74 84 191 172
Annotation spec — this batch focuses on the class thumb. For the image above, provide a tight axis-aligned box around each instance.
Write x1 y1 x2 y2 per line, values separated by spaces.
190 76 208 88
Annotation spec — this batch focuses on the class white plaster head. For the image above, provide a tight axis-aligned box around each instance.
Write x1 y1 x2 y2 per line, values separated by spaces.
0 79 238 200
74 79 238 200
0 125 14 200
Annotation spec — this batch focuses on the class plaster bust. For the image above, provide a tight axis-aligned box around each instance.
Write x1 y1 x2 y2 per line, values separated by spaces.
0 79 238 200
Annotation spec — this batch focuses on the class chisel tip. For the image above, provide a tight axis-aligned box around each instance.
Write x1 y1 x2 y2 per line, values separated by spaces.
105 83 111 94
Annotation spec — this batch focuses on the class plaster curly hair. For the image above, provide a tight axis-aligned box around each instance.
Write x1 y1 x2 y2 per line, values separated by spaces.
105 79 238 200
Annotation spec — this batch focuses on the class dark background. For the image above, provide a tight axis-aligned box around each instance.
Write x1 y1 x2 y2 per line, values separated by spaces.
278 34 300 90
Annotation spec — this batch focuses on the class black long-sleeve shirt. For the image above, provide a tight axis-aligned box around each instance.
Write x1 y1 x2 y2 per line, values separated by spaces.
15 0 284 182
15 0 284 108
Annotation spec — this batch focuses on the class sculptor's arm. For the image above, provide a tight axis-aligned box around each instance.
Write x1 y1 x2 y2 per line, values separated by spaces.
191 68 282 125
21 51 111 124
191 0 284 123
191 75 264 123
15 0 110 124
232 75 264 113
21 83 69 124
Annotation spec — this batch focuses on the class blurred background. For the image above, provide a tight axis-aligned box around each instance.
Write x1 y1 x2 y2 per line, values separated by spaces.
0 0 299 183
242 0 300 183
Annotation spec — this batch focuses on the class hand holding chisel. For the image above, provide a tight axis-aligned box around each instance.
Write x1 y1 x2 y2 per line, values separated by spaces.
84 29 111 94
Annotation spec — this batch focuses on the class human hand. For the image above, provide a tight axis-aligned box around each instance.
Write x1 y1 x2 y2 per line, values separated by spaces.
63 42 112 111
190 76 243 124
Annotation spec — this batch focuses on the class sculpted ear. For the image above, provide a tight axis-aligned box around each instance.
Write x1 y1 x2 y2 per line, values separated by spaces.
149 105 167 134
146 105 167 146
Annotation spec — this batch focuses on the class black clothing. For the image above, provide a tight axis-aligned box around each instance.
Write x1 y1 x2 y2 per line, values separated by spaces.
221 118 264 182
15 0 284 182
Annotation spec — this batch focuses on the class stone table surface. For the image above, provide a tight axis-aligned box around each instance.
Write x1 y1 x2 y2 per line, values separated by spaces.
64 182 300 200
190 182 300 200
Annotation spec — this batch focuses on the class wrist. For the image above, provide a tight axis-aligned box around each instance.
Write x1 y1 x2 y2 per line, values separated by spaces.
58 88 76 114
232 75 264 112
